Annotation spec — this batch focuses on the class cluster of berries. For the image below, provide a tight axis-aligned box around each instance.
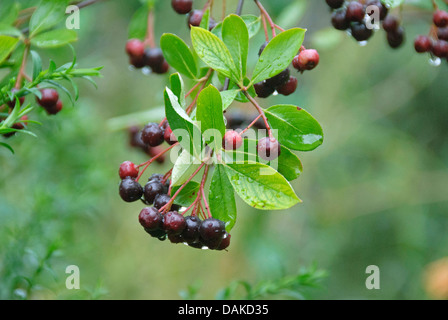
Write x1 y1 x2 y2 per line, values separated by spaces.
126 124 172 162
414 10 448 60
254 42 319 99
125 39 169 73
171 0 217 30
327 0 405 49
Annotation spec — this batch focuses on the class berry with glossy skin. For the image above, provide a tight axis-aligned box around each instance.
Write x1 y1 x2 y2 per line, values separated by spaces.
199 218 226 248
434 10 448 28
139 207 163 230
432 40 448 58
331 10 350 30
36 88 59 109
129 55 146 69
386 27 405 49
171 0 193 14
188 10 203 28
119 161 139 179
182 216 201 244
164 124 177 145
254 81 275 98
366 0 388 20
437 27 448 41
382 16 399 32
144 48 164 69
144 180 164 204
148 173 164 183
258 41 269 56
119 177 143 202
216 233 231 251
266 68 290 88
223 130 243 150
293 49 319 71
257 137 281 161
141 123 164 146
154 194 181 211
148 146 166 164
168 233 184 244
414 35 432 53
325 0 344 9
351 22 373 41
145 228 167 241
7 89 25 108
346 1 366 22
163 211 186 235
125 39 145 57
277 76 298 96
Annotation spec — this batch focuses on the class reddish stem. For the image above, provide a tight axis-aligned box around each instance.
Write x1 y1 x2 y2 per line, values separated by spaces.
144 9 156 48
136 143 178 181
15 43 30 89
261 14 269 41
240 114 262 135
255 0 276 38
243 91 273 138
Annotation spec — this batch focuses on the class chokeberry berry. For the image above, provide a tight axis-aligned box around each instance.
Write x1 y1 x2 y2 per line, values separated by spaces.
7 88 25 109
216 233 231 251
199 218 226 241
163 211 186 235
223 130 243 150
119 177 143 202
129 55 146 69
141 122 164 147
414 35 432 53
151 60 169 74
331 10 350 30
265 68 290 88
293 49 319 71
144 180 164 204
257 137 281 161
139 207 163 230
36 88 59 109
182 216 201 244
254 81 275 98
325 0 344 9
145 228 167 241
3 116 27 138
154 194 180 211
188 10 204 28
44 99 63 115
171 0 193 15
125 39 145 58
366 0 388 20
225 111 247 129
258 41 269 56
144 48 165 70
168 233 184 244
346 1 366 22
432 40 448 58
350 22 373 42
119 161 139 179
164 124 177 145
386 27 405 49
382 16 399 33
434 10 448 28
437 27 448 41
276 76 298 96
148 173 164 182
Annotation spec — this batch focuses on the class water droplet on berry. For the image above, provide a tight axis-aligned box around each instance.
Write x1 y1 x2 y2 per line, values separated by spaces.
141 66 152 75
358 40 368 47
428 56 441 67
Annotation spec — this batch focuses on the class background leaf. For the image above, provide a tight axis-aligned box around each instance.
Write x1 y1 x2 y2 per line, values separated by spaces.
29 0 69 37
0 35 19 64
161 34 197 79
212 15 261 39
30 29 78 48
127 4 149 40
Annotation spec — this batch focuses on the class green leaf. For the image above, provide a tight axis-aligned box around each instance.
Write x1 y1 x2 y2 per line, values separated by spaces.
128 4 149 40
222 14 249 79
0 1 18 26
381 0 405 8
251 28 305 85
191 27 241 84
29 0 69 37
30 29 78 48
265 105 323 151
164 87 203 157
161 34 197 79
0 24 22 37
196 85 225 150
220 89 239 111
199 8 210 30
0 142 14 154
209 164 237 231
169 73 186 107
0 35 19 64
30 50 42 80
223 162 301 210
212 15 261 39
171 181 200 207
171 149 201 187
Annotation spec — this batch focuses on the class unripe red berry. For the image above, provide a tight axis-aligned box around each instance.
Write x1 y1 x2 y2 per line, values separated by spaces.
223 130 243 150
188 10 204 28
293 49 319 71
346 1 366 22
164 124 177 145
414 35 432 53
257 137 281 161
382 16 399 33
433 10 448 28
432 40 448 58
125 39 145 58
36 88 59 109
119 161 139 179
277 76 298 96
171 0 193 15
139 207 163 230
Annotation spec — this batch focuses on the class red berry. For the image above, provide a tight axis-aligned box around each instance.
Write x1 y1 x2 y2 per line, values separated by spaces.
277 76 298 96
223 130 243 150
432 40 448 58
188 10 204 28
163 211 186 235
119 161 139 179
257 137 281 161
171 0 193 14
36 88 59 109
294 49 319 71
46 99 63 115
164 124 177 145
346 1 366 22
382 16 399 32
433 10 448 28
139 207 163 231
414 35 432 53
125 39 145 58
437 27 448 41
7 88 25 109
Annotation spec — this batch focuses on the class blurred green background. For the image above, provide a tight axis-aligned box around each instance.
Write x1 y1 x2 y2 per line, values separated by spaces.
1 0 448 300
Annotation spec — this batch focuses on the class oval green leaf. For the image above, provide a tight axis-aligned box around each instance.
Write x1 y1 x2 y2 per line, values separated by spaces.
161 33 197 79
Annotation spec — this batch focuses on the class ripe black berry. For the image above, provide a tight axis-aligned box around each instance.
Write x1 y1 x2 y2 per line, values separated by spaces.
129 55 146 69
45 99 63 115
434 10 448 28
382 16 399 33
154 193 180 211
141 122 164 146
277 76 298 96
182 216 201 244
188 10 204 28
325 0 344 9
148 173 164 183
258 41 269 56
386 27 405 49
216 233 231 251
171 0 193 15
414 35 432 53
119 177 143 202
266 68 290 88
163 211 186 235
199 218 226 241
223 130 243 150
432 40 448 58
119 161 139 179
145 228 167 241
36 88 59 109
437 27 448 41
168 233 184 244
125 39 145 58
139 207 163 230
151 60 169 74
257 137 281 161
254 81 275 98
366 0 388 20
346 1 365 22
144 48 164 69
144 180 164 204
293 49 319 71
331 10 350 31
350 22 373 42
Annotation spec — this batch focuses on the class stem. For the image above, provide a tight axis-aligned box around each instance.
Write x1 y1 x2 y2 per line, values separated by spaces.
261 14 269 42
255 0 276 38
145 9 156 48
243 90 273 138
200 165 212 218
240 114 262 135
15 43 30 90
136 143 178 181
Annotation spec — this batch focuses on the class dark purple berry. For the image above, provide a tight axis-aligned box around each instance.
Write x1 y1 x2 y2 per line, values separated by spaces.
258 41 269 56
7 88 25 109
119 177 143 202
141 122 164 147
414 35 432 53
277 76 298 96
382 16 399 32
139 207 163 230
144 48 164 69
254 81 275 98
216 233 231 251
199 218 226 242
387 27 405 49
151 60 169 74
171 0 193 15
325 0 344 9
148 173 164 182
182 216 201 244
154 194 181 211
119 161 139 179
366 0 388 20
45 99 63 115
351 22 373 42
257 137 281 161
331 10 350 30
346 1 366 22
36 88 59 109
432 40 448 58
145 228 167 241
129 55 146 69
144 180 164 204
168 233 184 243
437 27 448 41
266 68 290 88
163 211 186 235
188 10 204 28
